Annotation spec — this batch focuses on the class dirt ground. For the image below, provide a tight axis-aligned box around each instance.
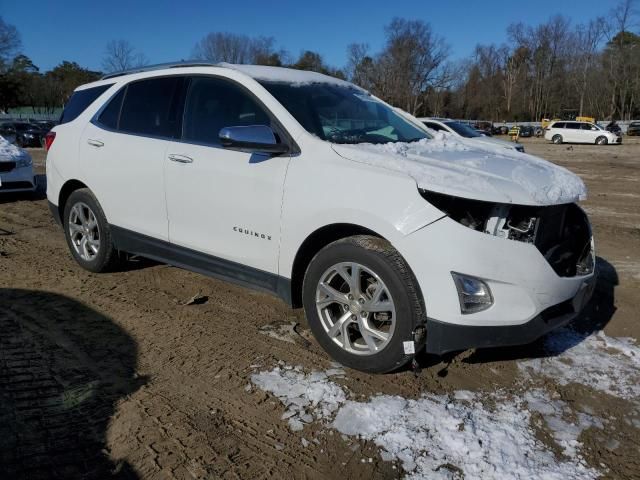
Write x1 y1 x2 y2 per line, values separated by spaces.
1 137 638 479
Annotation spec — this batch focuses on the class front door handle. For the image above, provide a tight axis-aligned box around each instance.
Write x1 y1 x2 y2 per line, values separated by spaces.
168 154 193 164
87 139 104 147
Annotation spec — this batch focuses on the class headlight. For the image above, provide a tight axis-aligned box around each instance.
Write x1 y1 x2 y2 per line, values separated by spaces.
451 272 493 314
16 155 32 168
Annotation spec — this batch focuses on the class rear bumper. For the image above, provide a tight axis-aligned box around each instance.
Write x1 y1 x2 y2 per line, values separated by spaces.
425 275 596 355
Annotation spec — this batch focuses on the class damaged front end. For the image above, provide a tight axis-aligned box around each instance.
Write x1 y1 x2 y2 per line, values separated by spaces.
420 189 595 277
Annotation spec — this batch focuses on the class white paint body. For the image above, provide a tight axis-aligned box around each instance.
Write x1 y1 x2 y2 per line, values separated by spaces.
46 65 594 330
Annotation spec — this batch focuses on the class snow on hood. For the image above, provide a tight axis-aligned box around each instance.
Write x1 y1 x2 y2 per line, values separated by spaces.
332 132 587 206
0 135 30 163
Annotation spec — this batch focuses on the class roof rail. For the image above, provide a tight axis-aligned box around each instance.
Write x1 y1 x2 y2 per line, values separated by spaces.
101 60 221 80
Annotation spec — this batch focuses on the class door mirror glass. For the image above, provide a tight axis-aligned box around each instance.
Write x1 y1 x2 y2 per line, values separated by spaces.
219 125 289 154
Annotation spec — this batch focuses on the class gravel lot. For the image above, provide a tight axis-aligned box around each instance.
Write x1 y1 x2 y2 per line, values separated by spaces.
1 137 638 479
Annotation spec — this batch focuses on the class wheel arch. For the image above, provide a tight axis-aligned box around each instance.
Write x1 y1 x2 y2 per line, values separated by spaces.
288 223 384 308
58 179 89 220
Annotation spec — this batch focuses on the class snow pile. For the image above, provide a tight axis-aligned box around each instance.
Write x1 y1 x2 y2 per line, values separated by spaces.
251 365 346 431
519 328 640 401
251 365 599 479
333 133 586 206
0 135 29 163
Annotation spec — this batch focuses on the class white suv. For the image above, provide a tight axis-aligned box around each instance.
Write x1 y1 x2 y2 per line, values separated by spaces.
544 121 621 145
46 63 596 373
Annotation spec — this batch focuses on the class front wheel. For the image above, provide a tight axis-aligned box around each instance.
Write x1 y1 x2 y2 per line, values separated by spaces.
596 136 608 145
302 236 426 373
552 134 563 144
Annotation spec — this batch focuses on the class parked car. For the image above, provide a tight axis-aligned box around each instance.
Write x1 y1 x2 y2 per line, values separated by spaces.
544 121 621 145
0 122 17 144
492 125 509 135
3 122 46 148
626 121 640 136
518 125 534 138
0 135 35 193
605 121 622 136
420 117 525 152
46 63 595 373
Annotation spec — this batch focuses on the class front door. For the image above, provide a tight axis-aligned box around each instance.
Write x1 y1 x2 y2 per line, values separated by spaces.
164 76 291 274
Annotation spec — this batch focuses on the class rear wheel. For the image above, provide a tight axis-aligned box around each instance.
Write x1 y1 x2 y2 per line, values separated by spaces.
596 136 608 145
302 236 426 373
63 189 119 273
552 134 563 144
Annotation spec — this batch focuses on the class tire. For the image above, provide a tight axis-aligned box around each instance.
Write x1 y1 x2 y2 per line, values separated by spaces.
302 235 426 373
552 134 563 144
63 188 119 273
596 136 608 145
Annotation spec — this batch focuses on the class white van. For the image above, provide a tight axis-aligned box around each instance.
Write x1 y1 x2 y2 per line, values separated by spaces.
544 121 621 145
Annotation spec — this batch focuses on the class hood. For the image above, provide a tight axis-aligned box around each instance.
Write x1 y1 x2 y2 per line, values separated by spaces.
0 135 30 163
331 133 586 206
467 135 522 151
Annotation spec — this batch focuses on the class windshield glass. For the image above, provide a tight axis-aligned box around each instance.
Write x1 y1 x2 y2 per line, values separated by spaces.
444 121 482 138
259 81 429 144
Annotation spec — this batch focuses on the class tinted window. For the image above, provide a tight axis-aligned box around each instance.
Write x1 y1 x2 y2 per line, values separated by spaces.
566 122 581 129
60 84 112 125
444 121 482 138
97 87 126 130
183 77 272 145
119 76 186 138
424 122 444 131
553 122 566 128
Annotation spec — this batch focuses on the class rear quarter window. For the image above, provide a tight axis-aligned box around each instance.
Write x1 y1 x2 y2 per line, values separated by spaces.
59 84 113 125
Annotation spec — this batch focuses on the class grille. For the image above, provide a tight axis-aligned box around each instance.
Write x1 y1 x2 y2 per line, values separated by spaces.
0 181 33 190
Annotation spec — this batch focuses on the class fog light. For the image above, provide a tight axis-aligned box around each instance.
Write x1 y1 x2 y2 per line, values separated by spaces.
451 272 493 314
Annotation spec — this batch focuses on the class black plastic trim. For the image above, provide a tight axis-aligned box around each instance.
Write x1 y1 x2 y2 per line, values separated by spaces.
48 201 62 226
110 225 292 305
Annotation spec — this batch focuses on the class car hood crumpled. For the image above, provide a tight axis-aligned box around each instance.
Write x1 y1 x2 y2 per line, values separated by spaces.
331 133 587 206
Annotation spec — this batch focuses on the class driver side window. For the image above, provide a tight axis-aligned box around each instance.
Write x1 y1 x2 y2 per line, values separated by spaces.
183 76 272 146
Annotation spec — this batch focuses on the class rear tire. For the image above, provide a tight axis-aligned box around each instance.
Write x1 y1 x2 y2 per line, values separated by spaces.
302 235 426 374
596 136 608 145
63 189 119 273
552 134 563 144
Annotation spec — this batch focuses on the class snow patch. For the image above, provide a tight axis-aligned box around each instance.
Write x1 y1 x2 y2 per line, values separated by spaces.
519 328 640 401
221 63 357 88
0 135 30 163
252 366 598 479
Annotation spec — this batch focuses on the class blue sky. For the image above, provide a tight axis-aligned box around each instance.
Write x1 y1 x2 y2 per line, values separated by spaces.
3 0 614 72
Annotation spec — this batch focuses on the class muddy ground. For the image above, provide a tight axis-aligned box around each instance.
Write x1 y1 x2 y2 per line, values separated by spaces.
1 137 638 479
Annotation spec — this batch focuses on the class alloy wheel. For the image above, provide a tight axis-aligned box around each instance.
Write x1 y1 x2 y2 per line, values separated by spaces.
68 202 101 261
315 262 396 355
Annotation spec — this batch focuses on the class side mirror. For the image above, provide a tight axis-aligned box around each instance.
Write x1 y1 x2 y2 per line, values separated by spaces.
219 125 289 154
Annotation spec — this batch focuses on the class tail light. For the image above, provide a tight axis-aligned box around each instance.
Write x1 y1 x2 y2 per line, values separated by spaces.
44 131 56 151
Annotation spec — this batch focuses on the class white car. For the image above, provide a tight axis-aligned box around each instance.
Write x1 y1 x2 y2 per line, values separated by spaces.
419 117 526 153
46 63 595 373
0 135 35 193
544 121 621 145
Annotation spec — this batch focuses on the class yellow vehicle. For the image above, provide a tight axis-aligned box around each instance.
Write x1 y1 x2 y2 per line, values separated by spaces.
542 116 596 129
576 116 596 124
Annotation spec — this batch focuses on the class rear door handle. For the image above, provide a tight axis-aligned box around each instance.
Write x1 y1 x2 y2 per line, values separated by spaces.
168 154 193 164
87 139 104 147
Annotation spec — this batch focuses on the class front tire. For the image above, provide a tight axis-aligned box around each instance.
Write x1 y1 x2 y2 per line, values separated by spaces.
63 189 119 273
302 236 426 373
552 134 563 144
596 136 608 145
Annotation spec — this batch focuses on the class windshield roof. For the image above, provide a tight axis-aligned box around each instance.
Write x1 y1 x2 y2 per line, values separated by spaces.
444 121 482 138
259 81 429 145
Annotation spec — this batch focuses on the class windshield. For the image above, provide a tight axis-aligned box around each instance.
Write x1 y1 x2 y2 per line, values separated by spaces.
259 81 429 144
444 121 482 138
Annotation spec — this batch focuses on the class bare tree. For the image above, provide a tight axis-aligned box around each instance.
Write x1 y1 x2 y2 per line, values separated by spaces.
102 40 147 73
192 32 282 65
0 16 21 69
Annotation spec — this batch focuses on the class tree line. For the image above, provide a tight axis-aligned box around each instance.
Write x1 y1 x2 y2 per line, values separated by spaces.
1 0 639 121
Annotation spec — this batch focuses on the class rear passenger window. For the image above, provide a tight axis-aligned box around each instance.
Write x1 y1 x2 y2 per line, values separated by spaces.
97 87 125 130
118 76 186 138
60 84 112 124
183 76 272 146
566 123 580 129
553 122 565 128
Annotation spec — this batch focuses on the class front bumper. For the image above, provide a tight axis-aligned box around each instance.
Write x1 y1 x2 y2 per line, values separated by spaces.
0 164 35 193
426 275 596 354
395 215 596 350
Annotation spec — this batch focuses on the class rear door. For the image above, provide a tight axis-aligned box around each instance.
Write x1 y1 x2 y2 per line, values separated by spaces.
80 75 187 240
564 122 581 143
163 75 291 274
